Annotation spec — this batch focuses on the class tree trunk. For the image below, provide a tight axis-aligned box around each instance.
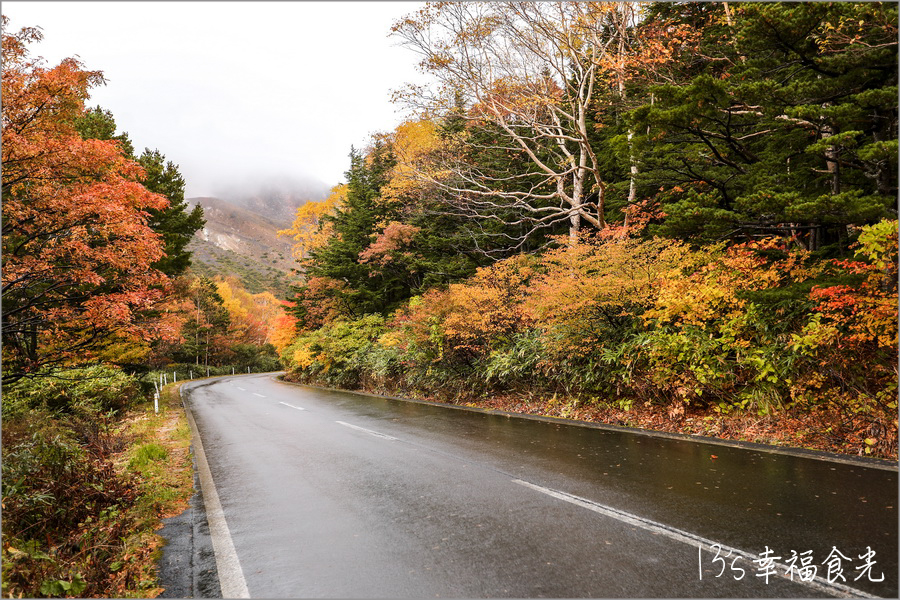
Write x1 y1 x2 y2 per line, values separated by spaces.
569 211 582 245
821 122 841 195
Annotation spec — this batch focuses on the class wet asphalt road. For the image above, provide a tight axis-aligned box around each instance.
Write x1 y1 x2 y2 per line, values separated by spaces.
181 374 897 598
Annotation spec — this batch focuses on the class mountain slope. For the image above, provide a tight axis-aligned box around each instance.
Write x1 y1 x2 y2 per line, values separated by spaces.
186 196 300 297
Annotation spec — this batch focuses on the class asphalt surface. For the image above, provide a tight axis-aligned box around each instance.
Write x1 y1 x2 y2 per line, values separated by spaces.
178 373 898 598
158 465 222 598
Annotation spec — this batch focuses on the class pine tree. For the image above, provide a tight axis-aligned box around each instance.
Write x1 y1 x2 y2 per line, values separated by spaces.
137 149 205 276
630 2 898 251
302 144 402 316
75 107 205 275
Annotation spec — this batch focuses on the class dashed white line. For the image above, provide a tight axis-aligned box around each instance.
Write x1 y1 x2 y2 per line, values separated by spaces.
512 479 875 599
335 420 398 441
252 392 266 398
279 402 306 411
236 386 246 391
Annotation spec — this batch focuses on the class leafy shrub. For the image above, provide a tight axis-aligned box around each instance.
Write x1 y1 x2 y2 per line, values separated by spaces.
1 414 140 598
789 220 899 428
440 254 536 357
527 234 689 359
281 219 898 452
287 314 387 388
482 328 546 387
2 365 141 419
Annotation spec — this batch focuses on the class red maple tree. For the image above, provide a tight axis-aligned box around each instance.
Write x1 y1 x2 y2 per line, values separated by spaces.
2 18 170 383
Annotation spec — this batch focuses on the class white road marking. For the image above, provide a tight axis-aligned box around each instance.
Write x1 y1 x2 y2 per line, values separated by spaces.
252 392 266 398
236 386 246 391
512 479 876 599
335 420 398 441
180 387 250 598
279 402 306 411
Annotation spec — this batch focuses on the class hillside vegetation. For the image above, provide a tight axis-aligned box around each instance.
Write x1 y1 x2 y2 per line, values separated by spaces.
186 195 310 297
279 2 898 459
1 18 295 596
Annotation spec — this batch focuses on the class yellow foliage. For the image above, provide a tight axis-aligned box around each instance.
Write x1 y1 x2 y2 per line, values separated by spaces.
377 329 405 349
279 185 345 260
529 234 690 325
214 276 290 346
381 119 443 206
525 234 690 356
648 239 823 329
292 345 316 369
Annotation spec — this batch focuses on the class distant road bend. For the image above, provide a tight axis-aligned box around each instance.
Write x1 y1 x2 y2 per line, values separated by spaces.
181 373 898 598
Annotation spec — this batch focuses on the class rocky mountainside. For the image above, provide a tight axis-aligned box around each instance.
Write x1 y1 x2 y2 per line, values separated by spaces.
186 192 315 298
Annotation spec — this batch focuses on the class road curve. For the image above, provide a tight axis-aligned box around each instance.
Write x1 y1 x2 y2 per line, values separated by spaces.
181 373 898 598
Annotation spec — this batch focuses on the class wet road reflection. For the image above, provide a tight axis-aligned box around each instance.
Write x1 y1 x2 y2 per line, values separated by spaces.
292 385 898 597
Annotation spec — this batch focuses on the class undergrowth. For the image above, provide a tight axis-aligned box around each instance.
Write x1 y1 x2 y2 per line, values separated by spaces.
2 374 193 598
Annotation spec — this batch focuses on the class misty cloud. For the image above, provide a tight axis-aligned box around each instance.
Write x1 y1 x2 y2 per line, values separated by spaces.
2 1 427 198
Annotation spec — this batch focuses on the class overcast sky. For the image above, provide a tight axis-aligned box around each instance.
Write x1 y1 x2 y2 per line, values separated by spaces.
3 1 427 198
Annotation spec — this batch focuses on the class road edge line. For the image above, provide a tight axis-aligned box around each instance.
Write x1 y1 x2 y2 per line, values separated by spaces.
274 377 897 472
180 385 251 598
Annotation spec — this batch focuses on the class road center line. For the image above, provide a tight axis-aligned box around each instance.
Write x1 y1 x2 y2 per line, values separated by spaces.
512 479 876 599
252 392 266 398
278 402 305 411
335 420 398 441
236 386 246 391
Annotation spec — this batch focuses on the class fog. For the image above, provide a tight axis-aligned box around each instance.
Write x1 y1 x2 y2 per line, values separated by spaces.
2 1 426 198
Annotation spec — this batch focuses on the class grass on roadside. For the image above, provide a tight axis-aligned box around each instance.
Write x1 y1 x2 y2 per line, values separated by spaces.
1 382 194 598
110 382 193 597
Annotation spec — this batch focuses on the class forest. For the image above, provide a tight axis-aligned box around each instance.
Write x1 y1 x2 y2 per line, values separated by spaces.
279 2 898 459
0 2 897 597
0 16 294 596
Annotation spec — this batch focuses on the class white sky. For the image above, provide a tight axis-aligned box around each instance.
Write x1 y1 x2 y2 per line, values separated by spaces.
3 1 427 198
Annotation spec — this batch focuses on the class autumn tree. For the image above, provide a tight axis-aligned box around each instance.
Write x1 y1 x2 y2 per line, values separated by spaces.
299 144 405 316
393 2 650 245
172 276 230 368
73 106 205 276
364 119 486 288
1 18 170 384
279 184 345 262
216 276 285 346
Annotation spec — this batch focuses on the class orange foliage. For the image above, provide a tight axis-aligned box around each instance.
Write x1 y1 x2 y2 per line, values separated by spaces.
293 276 351 332
271 308 298 354
790 221 898 420
438 255 536 356
2 19 169 381
808 220 899 351
215 276 287 346
359 222 421 267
